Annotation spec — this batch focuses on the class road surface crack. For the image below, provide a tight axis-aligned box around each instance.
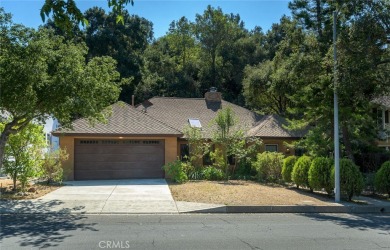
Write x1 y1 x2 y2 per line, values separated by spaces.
238 237 262 250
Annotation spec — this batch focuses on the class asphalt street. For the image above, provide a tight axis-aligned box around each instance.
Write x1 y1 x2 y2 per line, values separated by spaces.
1 213 389 250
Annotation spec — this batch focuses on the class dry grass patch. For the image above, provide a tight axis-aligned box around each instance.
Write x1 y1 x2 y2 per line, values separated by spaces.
0 178 61 200
169 180 336 205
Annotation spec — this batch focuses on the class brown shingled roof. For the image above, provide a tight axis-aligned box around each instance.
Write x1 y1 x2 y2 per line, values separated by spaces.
136 97 261 138
372 96 390 108
247 114 305 138
52 101 182 136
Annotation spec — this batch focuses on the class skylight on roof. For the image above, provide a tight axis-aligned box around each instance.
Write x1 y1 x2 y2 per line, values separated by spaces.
188 118 202 128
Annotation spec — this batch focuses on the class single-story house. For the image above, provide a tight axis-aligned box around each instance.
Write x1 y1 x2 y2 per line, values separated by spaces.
52 90 304 180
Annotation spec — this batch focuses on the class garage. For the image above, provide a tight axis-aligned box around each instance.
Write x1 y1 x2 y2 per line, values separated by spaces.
74 139 165 180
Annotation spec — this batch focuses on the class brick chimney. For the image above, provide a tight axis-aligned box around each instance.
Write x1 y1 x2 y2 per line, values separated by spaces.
204 87 222 102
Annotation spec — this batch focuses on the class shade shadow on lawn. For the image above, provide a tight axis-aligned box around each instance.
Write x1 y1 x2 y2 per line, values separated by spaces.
0 200 98 248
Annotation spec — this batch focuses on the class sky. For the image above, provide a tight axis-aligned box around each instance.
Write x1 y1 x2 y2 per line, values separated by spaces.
1 0 291 38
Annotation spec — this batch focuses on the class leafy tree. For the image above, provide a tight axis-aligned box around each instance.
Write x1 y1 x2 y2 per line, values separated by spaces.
40 0 134 34
41 148 69 184
211 107 249 180
195 5 229 91
243 17 315 115
287 1 390 159
84 7 153 103
1 123 46 191
0 10 121 169
183 126 209 169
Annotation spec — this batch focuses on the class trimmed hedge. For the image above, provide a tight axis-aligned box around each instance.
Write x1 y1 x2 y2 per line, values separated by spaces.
253 152 284 183
331 158 364 201
375 161 390 196
282 156 297 183
292 156 312 189
308 157 333 195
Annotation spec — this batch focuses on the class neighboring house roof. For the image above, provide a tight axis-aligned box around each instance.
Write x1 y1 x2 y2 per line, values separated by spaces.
135 97 262 138
372 96 390 108
247 114 305 138
52 102 182 136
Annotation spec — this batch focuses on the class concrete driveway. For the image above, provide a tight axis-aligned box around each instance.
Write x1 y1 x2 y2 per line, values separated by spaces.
36 179 179 214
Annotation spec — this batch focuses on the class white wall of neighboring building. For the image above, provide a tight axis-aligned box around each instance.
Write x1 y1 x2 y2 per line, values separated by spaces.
50 118 60 151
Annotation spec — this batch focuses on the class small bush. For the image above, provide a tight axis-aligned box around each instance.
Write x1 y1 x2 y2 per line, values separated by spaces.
375 161 390 196
331 158 364 201
41 148 68 184
282 156 297 182
308 157 333 194
253 152 284 183
163 160 188 183
232 159 256 180
202 167 224 181
291 156 312 189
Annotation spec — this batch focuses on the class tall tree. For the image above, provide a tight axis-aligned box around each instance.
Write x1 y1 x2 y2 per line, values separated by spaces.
0 9 121 169
195 5 228 91
288 0 390 159
84 7 153 103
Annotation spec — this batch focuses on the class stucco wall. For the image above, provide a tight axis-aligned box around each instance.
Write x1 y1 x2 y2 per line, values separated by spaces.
58 135 178 181
261 139 296 156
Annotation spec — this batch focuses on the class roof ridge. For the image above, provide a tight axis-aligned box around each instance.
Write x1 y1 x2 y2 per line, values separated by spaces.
149 96 205 100
131 106 184 134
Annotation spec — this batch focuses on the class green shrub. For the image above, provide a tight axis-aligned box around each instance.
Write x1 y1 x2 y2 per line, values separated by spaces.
253 152 284 183
331 158 364 201
163 160 188 183
202 167 224 181
232 159 256 180
291 156 312 189
308 157 333 194
375 161 390 196
282 156 297 182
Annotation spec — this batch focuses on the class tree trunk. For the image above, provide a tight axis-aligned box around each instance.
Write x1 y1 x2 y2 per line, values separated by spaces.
315 0 323 39
0 126 12 171
342 124 355 162
12 174 17 191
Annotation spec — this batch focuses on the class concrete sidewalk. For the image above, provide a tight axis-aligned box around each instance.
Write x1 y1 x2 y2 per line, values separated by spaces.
1 179 389 214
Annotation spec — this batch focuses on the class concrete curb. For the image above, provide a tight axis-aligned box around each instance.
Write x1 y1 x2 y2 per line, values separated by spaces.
223 205 390 214
1 206 389 215
176 205 390 214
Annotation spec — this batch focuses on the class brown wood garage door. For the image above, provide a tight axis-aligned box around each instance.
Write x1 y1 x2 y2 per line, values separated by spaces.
74 139 165 180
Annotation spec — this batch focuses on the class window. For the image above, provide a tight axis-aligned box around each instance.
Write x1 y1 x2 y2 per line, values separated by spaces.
295 147 305 157
228 155 235 165
188 118 202 128
265 144 278 152
80 140 98 144
180 144 189 161
203 144 215 166
102 140 119 145
123 140 141 145
143 140 160 144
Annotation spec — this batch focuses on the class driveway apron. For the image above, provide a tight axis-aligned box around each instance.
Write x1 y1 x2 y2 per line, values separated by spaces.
33 179 178 214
